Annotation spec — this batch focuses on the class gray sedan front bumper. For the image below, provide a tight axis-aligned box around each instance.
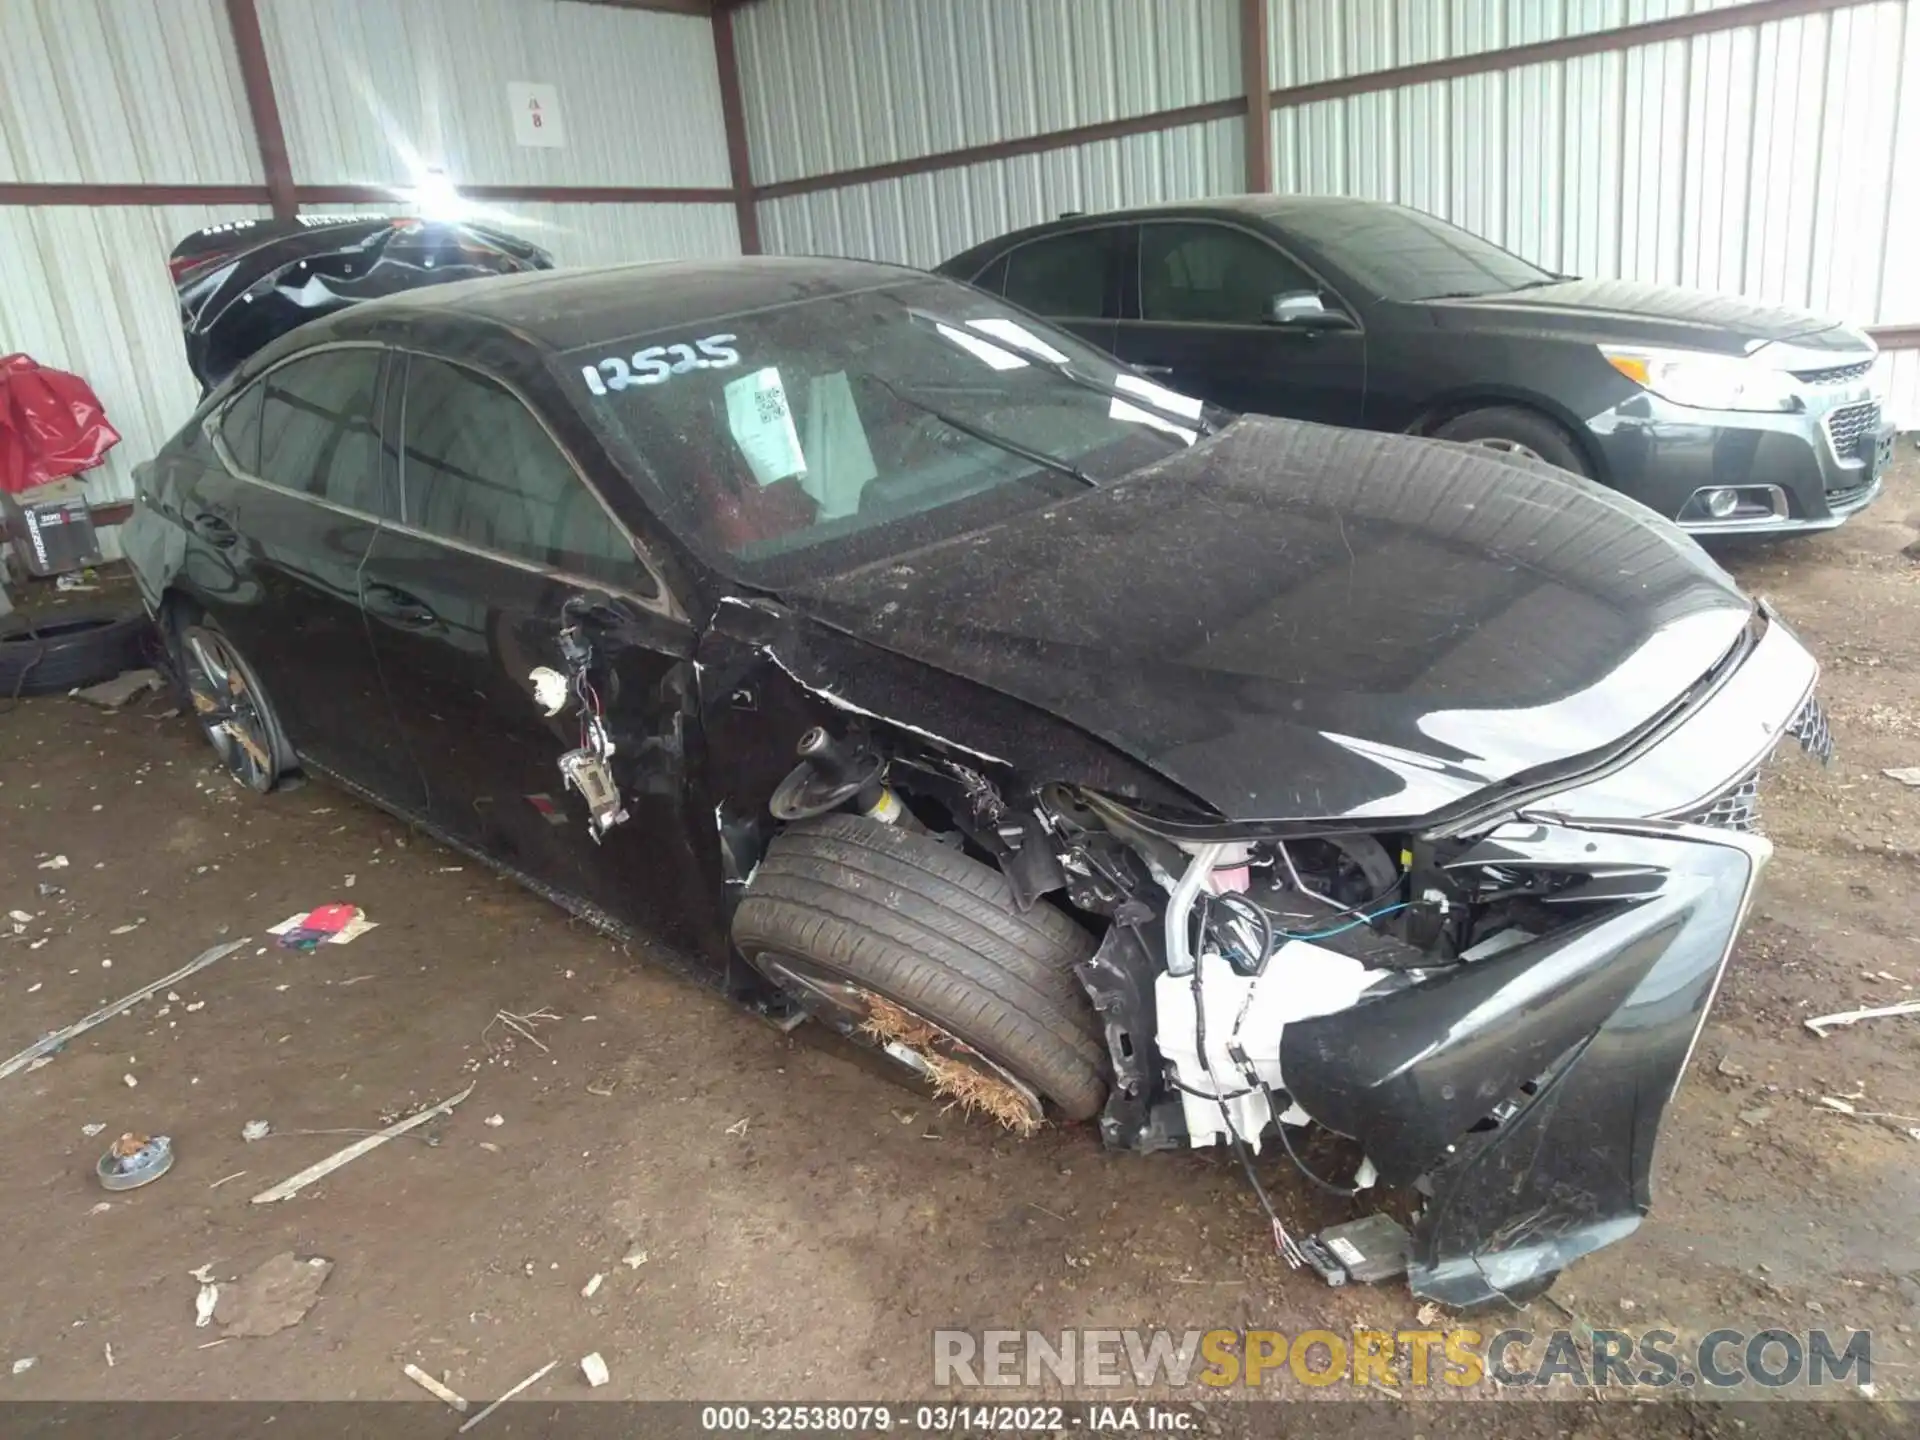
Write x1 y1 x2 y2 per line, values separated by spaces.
1588 392 1894 535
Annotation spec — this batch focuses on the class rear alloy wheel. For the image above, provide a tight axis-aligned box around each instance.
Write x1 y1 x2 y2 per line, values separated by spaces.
177 622 292 793
732 813 1109 1127
1432 406 1590 477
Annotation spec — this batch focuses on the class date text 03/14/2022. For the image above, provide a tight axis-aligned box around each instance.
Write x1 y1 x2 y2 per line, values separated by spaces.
698 1404 1193 1432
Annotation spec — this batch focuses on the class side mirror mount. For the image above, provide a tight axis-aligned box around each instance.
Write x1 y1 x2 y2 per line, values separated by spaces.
1265 290 1353 330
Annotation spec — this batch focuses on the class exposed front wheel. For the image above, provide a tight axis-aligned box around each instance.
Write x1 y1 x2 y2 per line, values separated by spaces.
732 813 1109 1127
1433 406 1590 477
173 616 293 793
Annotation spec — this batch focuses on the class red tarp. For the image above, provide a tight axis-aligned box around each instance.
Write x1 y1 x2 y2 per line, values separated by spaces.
0 353 120 495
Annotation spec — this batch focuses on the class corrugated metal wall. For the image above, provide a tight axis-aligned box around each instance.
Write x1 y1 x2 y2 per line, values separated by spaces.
1268 0 1726 82
1271 2 1911 323
0 0 261 185
759 119 1243 269
1 0 268 537
259 0 731 191
1268 0 1920 421
739 0 1918 423
1 205 272 551
735 0 1241 185
310 200 740 267
1 0 741 530
263 0 740 283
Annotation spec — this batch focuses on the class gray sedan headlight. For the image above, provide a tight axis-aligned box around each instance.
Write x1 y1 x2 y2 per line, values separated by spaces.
1601 344 1801 413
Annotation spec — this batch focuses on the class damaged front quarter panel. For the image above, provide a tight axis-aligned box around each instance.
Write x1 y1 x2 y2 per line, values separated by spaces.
695 598 1203 936
1278 817 1769 1309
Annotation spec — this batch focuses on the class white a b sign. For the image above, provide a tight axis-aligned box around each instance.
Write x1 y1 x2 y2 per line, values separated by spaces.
508 82 565 148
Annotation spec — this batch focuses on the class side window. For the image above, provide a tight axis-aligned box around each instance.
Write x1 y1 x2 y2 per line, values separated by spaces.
1002 228 1120 320
254 350 389 514
217 382 265 474
400 357 640 587
969 251 1011 296
1140 223 1321 325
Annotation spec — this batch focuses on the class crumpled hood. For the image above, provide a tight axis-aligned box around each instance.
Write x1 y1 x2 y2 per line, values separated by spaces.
786 418 1753 824
1423 277 1869 355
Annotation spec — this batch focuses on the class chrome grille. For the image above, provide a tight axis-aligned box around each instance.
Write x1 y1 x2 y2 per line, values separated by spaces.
1792 359 1875 385
1825 401 1881 458
1685 696 1833 833
1788 694 1835 763
1688 769 1760 832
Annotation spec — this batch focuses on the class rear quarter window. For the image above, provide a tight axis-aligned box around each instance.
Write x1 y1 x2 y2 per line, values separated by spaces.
217 383 265 473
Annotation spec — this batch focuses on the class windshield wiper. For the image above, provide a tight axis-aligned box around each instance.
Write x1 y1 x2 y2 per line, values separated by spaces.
857 372 1097 487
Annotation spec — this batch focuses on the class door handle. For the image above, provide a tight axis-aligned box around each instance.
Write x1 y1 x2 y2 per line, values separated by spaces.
363 582 439 631
190 512 238 548
1133 364 1176 377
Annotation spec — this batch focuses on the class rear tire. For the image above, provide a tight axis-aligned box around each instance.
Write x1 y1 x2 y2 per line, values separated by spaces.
733 813 1109 1122
167 608 294 793
1432 406 1590 477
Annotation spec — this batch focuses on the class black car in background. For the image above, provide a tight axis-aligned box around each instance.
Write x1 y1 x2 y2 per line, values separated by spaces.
939 196 1896 535
127 250 1827 1309
169 214 555 394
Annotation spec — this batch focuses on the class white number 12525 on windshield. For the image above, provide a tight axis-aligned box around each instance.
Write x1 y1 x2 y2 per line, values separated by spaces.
581 333 740 395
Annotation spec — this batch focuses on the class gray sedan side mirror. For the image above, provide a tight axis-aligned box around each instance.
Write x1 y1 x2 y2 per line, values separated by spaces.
1266 290 1353 330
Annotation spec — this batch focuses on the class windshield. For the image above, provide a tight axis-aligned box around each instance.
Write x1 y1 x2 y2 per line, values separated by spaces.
1280 203 1556 302
555 276 1214 587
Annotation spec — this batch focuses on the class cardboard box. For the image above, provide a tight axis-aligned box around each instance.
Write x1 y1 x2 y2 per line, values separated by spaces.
3 477 102 577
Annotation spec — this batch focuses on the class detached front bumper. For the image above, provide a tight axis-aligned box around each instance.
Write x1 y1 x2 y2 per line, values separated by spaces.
1280 818 1768 1308
1588 391 1893 535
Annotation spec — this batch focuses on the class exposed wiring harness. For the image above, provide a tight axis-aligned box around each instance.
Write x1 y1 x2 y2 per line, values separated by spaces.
1276 901 1415 942
1189 878 1403 1209
1266 1078 1362 1197
1189 962 1307 1268
1189 890 1274 974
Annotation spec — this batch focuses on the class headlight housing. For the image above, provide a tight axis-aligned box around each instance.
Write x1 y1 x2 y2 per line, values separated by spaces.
1600 345 1802 413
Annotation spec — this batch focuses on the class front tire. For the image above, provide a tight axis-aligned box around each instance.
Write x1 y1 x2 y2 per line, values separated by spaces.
732 814 1109 1123
1432 406 1591 477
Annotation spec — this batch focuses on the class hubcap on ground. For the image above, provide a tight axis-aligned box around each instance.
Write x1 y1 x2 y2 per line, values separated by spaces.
755 951 1045 1132
182 629 275 788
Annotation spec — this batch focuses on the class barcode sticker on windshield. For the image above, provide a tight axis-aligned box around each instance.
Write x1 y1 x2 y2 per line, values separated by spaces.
724 367 807 486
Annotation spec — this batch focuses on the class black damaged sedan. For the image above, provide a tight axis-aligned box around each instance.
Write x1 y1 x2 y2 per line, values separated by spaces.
126 253 1830 1310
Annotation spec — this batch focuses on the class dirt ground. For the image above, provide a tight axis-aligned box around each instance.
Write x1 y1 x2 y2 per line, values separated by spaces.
3 451 1920 1426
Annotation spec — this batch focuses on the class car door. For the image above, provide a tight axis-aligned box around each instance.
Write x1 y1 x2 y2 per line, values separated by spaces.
359 352 715 953
1113 219 1367 426
199 346 422 805
974 224 1125 356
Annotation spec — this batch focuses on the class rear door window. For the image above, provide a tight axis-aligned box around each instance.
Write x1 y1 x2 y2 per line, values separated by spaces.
252 349 391 515
1002 228 1122 320
1139 222 1321 324
399 356 640 587
968 251 1011 296
216 382 265 474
